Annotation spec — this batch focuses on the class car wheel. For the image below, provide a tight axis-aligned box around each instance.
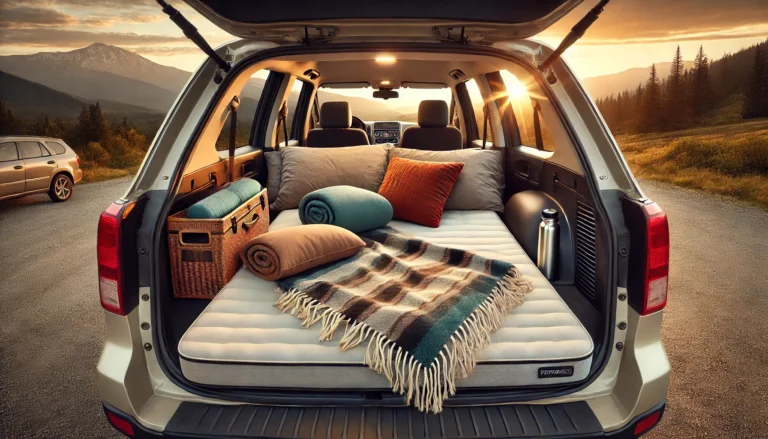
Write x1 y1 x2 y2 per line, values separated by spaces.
48 174 74 202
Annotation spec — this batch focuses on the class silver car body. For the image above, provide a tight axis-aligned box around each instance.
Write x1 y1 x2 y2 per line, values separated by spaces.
97 35 669 437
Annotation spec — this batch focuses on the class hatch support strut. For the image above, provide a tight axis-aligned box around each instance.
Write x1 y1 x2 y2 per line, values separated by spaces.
539 0 610 72
156 0 230 74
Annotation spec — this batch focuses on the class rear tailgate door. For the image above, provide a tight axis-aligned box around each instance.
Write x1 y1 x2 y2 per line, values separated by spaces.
184 0 583 43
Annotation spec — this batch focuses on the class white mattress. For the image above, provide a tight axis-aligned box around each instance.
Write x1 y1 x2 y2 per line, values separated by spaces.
179 210 593 389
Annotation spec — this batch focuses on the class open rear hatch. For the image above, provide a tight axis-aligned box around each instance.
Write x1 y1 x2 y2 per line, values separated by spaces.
183 0 583 43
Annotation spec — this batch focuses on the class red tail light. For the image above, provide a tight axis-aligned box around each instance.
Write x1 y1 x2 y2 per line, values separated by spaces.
76 154 81 166
641 203 669 315
98 202 126 315
106 411 135 437
634 409 662 435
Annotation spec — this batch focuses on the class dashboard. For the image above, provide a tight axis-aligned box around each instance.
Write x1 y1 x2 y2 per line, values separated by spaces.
364 121 418 146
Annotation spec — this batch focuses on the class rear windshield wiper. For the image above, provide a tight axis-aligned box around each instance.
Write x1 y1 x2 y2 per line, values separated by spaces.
156 0 231 75
539 0 610 73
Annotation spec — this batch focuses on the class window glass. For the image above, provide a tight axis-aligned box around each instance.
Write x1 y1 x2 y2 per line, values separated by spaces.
315 84 452 124
40 144 51 157
216 69 268 151
19 141 44 159
0 142 19 162
276 78 306 146
465 79 488 141
46 141 67 155
501 70 555 151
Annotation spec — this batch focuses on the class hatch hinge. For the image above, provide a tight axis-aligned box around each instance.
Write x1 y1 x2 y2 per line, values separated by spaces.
433 26 484 45
539 0 610 82
156 0 230 82
300 27 337 44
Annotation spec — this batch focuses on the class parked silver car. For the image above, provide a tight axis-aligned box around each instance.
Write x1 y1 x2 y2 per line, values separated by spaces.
0 136 82 202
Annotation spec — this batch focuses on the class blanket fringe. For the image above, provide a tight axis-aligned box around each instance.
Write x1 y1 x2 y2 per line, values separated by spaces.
275 267 533 413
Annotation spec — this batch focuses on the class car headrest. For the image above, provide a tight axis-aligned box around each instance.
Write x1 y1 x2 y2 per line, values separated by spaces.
418 100 449 128
320 101 352 129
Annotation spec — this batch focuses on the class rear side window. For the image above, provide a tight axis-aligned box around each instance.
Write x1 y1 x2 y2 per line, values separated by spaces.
0 142 19 162
19 141 47 159
465 79 489 143
276 78 306 146
46 141 67 155
216 69 267 151
501 70 555 151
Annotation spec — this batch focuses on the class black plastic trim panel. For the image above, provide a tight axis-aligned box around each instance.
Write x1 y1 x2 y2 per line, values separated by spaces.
164 401 603 438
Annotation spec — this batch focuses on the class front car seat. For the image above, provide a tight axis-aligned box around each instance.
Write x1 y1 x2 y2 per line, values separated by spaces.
306 102 370 148
399 100 462 151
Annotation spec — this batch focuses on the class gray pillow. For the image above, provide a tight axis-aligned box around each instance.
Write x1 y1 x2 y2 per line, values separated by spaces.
272 145 389 211
390 148 504 211
264 151 282 205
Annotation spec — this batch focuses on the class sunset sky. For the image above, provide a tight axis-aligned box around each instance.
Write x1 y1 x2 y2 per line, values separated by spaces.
0 0 766 79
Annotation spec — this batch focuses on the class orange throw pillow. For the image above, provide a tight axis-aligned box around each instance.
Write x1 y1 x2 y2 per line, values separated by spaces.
378 156 464 228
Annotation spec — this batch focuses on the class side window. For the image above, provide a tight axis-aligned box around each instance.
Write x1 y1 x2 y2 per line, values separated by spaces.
40 143 51 157
465 79 488 142
501 70 555 151
19 141 44 159
276 78 305 146
46 141 67 155
449 98 460 128
215 69 268 151
0 142 19 162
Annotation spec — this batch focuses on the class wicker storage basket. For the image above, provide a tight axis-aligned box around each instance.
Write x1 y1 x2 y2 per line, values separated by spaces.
168 188 269 299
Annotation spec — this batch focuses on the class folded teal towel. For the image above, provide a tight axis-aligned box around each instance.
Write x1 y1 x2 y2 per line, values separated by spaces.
187 189 241 219
299 185 393 233
227 178 263 203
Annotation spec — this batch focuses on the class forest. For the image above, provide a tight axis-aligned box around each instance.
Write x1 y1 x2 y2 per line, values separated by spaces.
596 40 768 134
0 101 153 181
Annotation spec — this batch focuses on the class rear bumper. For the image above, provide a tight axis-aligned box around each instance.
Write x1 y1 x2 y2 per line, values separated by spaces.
73 168 83 184
104 401 665 439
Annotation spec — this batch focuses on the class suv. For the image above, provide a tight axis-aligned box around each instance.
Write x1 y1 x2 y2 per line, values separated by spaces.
0 136 82 202
97 1 669 438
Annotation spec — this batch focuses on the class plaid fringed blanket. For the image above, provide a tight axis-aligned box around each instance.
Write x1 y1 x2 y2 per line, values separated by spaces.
275 227 534 413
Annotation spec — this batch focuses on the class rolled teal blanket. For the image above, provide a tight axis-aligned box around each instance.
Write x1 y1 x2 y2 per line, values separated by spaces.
187 189 241 219
299 185 393 233
227 178 263 203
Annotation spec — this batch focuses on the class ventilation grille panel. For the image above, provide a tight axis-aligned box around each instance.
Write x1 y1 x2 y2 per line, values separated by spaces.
575 201 597 302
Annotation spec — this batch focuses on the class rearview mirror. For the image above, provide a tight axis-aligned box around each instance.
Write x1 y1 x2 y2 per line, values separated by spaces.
373 89 399 100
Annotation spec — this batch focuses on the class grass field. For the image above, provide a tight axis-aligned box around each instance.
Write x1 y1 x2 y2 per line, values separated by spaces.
616 119 768 209
81 164 138 183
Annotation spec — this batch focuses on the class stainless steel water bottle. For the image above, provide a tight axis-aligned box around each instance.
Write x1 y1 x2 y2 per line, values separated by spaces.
537 208 559 280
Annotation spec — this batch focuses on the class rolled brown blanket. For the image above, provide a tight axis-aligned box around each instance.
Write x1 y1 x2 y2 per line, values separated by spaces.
240 224 365 281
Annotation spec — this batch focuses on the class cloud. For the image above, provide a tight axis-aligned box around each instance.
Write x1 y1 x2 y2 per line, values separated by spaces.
0 28 186 48
0 6 77 28
546 0 768 43
82 12 164 27
132 46 202 56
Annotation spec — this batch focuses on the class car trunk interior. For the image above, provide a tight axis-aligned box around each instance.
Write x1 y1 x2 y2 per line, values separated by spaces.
150 46 614 403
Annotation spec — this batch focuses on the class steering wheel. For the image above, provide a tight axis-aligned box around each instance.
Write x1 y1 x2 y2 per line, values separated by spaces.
350 116 365 130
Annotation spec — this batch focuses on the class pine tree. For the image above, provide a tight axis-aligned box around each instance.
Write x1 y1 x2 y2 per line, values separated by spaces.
742 46 767 118
665 46 688 130
638 65 663 132
689 46 714 119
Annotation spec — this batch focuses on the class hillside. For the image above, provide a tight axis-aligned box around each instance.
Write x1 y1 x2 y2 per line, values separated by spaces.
616 119 768 208
0 70 161 119
583 61 695 99
1 43 191 94
0 70 85 118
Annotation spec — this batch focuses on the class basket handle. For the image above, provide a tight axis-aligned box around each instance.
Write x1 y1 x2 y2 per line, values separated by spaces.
241 214 260 232
179 231 211 245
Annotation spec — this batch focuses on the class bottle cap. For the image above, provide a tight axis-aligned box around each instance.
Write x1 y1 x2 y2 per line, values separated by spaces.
542 208 558 220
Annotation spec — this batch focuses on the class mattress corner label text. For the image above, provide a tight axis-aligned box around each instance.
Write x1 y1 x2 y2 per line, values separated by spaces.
538 366 575 379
